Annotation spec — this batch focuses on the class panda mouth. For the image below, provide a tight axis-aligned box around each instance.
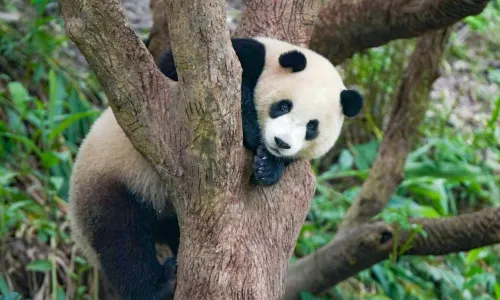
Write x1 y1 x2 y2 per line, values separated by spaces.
266 145 282 157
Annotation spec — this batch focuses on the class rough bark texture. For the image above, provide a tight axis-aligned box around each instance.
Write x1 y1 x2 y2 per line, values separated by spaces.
233 0 321 47
311 0 489 65
285 207 500 300
59 0 320 299
337 28 453 231
284 27 455 299
58 0 170 170
147 0 171 62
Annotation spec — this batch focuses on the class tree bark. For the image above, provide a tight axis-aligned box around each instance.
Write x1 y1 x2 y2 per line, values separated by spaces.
285 207 500 300
233 0 321 47
311 0 489 65
59 0 321 299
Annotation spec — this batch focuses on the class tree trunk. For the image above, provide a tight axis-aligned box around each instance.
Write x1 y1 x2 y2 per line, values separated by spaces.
58 0 320 299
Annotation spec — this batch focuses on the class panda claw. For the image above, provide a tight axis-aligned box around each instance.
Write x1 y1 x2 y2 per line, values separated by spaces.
252 145 286 186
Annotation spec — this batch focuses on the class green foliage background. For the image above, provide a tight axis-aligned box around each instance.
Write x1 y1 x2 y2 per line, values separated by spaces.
0 0 499 299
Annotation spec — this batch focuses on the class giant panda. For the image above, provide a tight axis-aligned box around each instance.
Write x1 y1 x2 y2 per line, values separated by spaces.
68 37 363 300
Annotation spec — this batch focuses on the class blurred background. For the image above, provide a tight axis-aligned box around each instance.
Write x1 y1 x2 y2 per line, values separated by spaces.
0 0 499 299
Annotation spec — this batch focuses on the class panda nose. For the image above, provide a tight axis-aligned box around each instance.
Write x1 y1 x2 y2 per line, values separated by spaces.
274 137 291 149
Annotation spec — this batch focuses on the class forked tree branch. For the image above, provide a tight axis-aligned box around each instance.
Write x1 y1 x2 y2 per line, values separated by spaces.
60 0 326 299
285 207 500 300
58 0 243 195
311 0 489 64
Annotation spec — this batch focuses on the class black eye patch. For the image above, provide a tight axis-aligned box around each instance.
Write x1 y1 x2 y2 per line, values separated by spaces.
305 119 319 140
269 100 293 119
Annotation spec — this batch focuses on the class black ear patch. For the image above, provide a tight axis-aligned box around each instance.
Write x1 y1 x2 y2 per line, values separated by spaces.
340 90 363 117
279 50 307 72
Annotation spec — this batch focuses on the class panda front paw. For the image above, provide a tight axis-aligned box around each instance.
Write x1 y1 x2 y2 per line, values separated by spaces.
154 257 177 300
252 144 285 186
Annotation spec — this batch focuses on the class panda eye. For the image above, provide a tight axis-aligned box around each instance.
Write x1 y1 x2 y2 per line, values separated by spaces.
305 119 319 141
307 120 318 130
281 101 291 112
269 100 293 119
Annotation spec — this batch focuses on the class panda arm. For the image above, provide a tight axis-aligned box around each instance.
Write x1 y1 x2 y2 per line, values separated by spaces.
241 83 261 152
252 144 289 186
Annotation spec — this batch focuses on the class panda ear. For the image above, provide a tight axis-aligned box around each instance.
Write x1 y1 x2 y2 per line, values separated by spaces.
340 89 363 117
279 50 307 72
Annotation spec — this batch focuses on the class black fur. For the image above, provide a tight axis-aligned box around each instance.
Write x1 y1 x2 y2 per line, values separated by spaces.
279 50 307 72
305 119 319 141
88 181 178 300
143 37 151 48
158 38 291 187
269 99 293 119
251 144 293 186
340 89 363 117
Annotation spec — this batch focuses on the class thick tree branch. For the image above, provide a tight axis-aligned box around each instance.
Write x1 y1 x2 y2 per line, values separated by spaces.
58 0 174 171
234 0 321 47
285 207 500 300
338 28 452 230
311 0 489 64
146 0 171 62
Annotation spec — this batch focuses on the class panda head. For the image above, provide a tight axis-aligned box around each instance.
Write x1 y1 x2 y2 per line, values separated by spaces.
253 37 363 160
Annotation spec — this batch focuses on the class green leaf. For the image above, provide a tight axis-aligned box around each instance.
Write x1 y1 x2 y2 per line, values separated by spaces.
338 149 354 171
351 140 380 170
299 291 317 300
26 259 52 272
489 69 500 84
0 274 11 297
6 200 33 213
41 151 61 169
371 264 390 293
7 82 30 113
56 286 66 300
47 69 66 145
410 204 441 218
402 178 449 216
0 171 18 186
50 177 64 191
463 273 494 290
1 292 22 300
0 132 43 158
405 160 482 181
387 195 441 218
76 286 88 297
48 110 100 143
494 282 500 300
465 247 489 265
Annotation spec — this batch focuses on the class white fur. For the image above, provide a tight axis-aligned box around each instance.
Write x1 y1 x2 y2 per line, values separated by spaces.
253 37 347 160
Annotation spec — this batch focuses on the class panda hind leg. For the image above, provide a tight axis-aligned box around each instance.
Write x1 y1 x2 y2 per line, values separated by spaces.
83 180 177 300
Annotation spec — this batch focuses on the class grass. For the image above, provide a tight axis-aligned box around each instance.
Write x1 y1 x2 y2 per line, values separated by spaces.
0 0 499 299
